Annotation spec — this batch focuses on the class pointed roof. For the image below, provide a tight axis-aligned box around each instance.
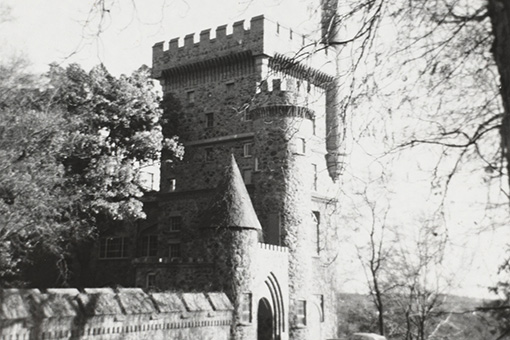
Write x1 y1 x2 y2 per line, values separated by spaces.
203 154 261 230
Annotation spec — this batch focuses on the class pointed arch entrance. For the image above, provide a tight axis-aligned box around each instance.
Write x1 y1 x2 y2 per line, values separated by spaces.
257 298 273 340
257 272 285 340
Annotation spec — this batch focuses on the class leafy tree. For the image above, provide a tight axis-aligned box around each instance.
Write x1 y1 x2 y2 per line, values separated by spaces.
0 60 182 287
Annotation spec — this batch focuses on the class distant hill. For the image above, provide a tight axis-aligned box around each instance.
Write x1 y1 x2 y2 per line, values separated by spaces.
335 292 507 340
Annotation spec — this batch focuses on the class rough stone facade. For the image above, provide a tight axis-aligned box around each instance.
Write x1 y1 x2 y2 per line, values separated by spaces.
0 288 232 340
92 15 342 340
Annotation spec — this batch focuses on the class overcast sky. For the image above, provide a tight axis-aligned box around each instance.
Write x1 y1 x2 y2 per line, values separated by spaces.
0 0 317 75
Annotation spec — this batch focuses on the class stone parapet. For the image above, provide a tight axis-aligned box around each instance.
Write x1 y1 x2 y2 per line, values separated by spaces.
152 15 335 80
0 288 232 340
258 242 288 253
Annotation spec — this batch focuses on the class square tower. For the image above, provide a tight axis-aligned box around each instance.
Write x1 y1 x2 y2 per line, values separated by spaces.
149 15 341 340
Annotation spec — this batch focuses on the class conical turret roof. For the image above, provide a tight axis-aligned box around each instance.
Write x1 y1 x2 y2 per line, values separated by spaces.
203 154 262 230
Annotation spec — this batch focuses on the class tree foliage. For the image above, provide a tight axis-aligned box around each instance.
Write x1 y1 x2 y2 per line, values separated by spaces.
0 60 182 286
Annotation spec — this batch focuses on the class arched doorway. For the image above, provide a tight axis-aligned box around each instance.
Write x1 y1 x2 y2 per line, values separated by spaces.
258 298 273 340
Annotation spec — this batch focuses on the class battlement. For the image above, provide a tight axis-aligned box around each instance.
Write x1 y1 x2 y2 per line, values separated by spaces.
152 15 335 80
258 242 288 253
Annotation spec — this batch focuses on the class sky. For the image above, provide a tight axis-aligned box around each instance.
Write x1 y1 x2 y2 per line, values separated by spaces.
1 0 508 299
0 0 317 76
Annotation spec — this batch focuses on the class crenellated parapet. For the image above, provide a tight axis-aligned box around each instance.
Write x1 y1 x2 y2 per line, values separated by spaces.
258 242 288 253
152 15 335 83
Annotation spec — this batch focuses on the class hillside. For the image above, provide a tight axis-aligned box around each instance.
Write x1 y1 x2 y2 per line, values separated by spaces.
335 293 507 340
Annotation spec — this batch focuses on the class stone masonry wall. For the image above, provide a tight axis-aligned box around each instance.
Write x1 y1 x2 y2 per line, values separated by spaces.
0 288 232 340
152 14 342 340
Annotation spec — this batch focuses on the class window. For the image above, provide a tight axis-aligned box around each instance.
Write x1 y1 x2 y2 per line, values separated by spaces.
272 79 281 91
187 90 195 104
99 237 127 259
312 211 320 255
296 300 306 326
205 148 214 161
243 143 253 158
169 242 181 259
169 216 182 232
168 178 176 192
312 164 318 191
315 294 325 322
226 82 235 96
205 112 214 127
254 157 260 172
241 293 252 323
146 273 156 289
267 213 282 246
297 138 306 154
139 235 158 257
244 110 253 121
243 169 252 185
312 118 316 135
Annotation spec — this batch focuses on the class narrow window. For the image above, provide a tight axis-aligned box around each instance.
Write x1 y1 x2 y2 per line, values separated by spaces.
312 118 316 135
146 273 156 289
187 90 195 104
169 242 181 259
315 294 325 322
254 157 260 172
244 110 253 121
297 138 306 154
243 169 252 185
312 211 320 255
267 213 282 246
205 147 214 161
140 235 158 257
169 216 182 232
272 79 281 91
243 143 253 157
226 81 235 96
296 300 307 326
241 293 252 323
169 178 176 192
206 113 214 127
312 164 318 191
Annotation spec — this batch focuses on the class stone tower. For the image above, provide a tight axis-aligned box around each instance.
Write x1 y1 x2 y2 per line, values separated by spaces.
150 15 340 340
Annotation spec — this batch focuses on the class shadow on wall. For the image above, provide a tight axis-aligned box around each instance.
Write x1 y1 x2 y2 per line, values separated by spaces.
0 288 233 340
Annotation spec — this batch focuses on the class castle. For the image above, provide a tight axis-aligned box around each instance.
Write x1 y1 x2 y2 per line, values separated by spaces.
92 15 343 340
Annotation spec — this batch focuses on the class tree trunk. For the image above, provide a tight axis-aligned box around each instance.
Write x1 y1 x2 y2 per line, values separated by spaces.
488 0 510 191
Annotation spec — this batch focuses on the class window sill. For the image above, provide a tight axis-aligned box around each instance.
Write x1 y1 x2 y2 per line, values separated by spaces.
292 325 307 329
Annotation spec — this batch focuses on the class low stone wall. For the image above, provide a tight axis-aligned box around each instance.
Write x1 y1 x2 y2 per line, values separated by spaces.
0 288 232 340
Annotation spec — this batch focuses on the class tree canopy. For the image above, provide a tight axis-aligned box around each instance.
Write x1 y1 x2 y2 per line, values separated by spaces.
0 60 182 287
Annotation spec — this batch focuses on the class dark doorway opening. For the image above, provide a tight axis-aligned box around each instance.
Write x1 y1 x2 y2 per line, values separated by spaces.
257 298 273 340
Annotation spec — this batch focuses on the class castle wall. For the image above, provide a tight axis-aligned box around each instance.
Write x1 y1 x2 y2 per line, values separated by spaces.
0 288 232 340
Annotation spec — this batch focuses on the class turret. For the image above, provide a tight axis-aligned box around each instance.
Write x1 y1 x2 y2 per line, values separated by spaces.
201 155 261 340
